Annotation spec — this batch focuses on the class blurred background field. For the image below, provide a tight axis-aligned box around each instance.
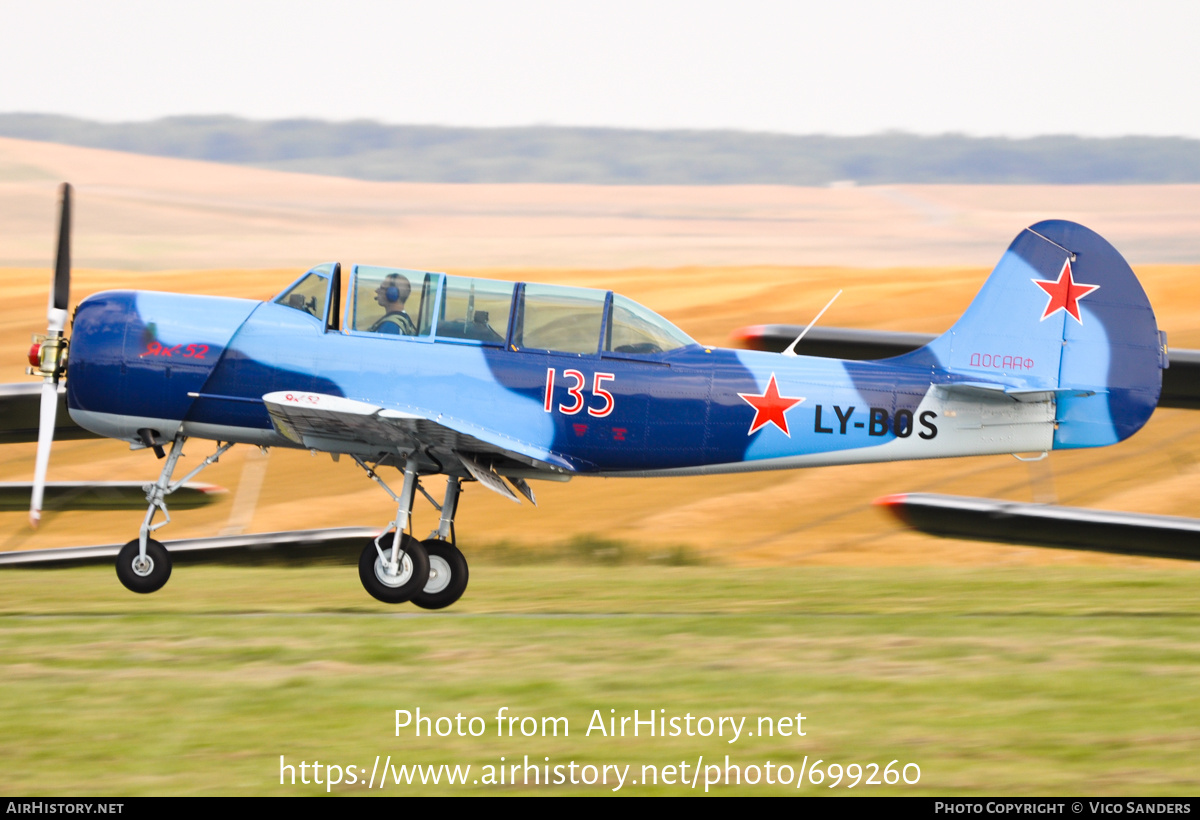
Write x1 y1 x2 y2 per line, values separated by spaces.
3 137 1200 568
0 138 1197 796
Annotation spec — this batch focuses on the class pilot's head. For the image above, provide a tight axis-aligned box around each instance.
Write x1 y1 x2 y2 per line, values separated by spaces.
375 274 411 310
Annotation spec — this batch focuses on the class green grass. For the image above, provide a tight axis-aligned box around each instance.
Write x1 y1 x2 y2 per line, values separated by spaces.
0 564 1197 795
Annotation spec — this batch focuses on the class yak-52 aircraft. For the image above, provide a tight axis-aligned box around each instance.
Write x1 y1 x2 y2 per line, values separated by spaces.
26 185 1166 607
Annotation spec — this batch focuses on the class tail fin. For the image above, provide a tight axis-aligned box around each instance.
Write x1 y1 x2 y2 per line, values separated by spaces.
892 220 1164 448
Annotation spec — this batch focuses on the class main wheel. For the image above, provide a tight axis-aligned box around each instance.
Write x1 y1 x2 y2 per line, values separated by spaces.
410 539 469 610
359 534 430 604
116 538 172 594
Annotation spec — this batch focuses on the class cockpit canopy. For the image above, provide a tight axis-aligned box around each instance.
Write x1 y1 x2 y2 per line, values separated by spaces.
272 264 696 356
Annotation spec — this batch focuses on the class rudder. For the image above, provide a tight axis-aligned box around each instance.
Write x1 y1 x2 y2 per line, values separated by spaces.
891 220 1164 448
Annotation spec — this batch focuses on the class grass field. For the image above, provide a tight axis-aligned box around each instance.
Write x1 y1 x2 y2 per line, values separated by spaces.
1 562 1196 795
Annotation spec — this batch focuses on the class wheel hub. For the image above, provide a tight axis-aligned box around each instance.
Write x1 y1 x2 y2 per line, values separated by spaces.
424 555 451 594
131 555 155 577
374 552 414 588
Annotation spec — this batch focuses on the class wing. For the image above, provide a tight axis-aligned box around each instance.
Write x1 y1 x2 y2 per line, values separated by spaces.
0 527 380 568
0 481 220 511
877 493 1200 561
261 391 576 482
0 383 96 444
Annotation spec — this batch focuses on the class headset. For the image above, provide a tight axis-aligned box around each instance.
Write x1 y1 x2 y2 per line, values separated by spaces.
382 275 411 304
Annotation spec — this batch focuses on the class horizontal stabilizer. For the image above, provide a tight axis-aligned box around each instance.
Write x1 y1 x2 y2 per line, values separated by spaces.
936 382 1098 403
732 329 1200 409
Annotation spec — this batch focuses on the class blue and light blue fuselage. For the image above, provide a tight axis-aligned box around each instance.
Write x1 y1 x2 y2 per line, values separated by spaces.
64 221 1164 482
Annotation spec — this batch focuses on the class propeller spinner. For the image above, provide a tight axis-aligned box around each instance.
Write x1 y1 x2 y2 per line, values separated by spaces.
27 183 72 527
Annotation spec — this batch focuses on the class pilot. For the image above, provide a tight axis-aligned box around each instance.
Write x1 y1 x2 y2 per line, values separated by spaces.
369 274 416 335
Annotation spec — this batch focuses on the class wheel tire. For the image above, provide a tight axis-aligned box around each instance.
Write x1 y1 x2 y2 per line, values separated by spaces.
359 534 430 604
116 538 172 594
411 539 469 610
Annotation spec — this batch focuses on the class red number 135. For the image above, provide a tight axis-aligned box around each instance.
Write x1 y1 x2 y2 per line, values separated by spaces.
543 368 615 417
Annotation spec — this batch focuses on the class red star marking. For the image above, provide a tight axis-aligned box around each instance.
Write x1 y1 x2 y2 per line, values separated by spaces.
1032 259 1099 324
738 373 805 437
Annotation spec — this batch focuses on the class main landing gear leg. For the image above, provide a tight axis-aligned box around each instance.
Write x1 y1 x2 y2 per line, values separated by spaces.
354 459 430 604
116 435 234 594
411 477 469 610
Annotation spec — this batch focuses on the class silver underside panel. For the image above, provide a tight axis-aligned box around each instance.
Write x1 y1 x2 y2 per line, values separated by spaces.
69 409 293 448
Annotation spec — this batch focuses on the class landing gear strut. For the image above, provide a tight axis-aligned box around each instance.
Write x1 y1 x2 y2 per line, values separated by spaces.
412 478 469 610
353 460 469 607
115 434 233 594
354 459 431 603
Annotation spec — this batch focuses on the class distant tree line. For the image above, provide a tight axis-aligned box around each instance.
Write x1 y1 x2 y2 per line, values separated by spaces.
3 113 1199 185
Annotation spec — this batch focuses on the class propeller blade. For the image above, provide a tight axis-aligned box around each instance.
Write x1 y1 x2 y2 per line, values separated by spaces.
48 183 71 333
29 382 59 527
31 183 73 527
